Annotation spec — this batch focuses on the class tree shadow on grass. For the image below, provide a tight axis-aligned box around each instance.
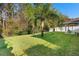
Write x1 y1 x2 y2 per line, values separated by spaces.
25 45 75 56
32 33 57 44
0 38 14 56
25 45 62 56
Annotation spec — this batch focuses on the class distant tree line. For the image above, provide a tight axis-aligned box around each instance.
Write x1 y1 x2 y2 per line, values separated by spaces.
0 3 67 37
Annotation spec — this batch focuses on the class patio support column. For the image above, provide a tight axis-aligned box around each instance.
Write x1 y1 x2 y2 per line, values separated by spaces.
68 24 69 31
65 24 66 32
72 25 73 31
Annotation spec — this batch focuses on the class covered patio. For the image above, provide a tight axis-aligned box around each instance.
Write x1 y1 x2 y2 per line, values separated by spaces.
64 19 79 35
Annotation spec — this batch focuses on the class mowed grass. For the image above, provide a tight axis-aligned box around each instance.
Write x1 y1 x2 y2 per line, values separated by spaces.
0 32 79 56
33 32 79 55
4 35 59 56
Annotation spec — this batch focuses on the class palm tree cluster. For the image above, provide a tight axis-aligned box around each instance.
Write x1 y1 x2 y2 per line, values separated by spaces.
0 3 66 37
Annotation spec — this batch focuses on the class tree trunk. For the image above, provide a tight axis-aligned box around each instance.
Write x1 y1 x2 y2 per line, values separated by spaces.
0 18 3 38
53 27 55 32
27 20 32 34
0 28 3 38
41 20 44 37
41 29 44 37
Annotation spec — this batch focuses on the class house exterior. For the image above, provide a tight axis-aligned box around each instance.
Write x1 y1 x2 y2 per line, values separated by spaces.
49 18 79 32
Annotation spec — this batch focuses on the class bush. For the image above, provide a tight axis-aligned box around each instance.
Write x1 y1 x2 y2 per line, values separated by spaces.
15 31 28 35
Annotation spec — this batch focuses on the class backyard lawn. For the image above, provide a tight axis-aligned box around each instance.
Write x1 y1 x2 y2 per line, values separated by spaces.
0 32 79 56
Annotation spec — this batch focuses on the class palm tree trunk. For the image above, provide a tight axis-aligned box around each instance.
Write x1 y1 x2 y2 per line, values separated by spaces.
41 20 44 37
53 27 55 32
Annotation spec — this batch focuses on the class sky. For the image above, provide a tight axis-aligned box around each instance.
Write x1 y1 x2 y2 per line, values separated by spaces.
53 3 79 18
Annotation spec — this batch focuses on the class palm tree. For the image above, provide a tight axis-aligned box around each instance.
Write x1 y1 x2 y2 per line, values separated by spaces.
33 4 52 36
34 4 63 36
47 8 66 32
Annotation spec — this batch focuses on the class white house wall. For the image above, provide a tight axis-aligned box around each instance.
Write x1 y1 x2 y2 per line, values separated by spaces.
49 26 79 32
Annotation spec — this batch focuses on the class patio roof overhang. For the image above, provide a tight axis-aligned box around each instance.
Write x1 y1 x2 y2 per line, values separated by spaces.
63 22 79 25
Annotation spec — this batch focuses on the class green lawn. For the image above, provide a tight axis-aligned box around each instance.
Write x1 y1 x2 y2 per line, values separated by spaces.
33 32 79 56
4 34 59 56
0 32 79 56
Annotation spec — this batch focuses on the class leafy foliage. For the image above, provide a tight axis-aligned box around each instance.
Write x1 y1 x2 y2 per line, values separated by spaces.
0 39 13 56
0 3 66 36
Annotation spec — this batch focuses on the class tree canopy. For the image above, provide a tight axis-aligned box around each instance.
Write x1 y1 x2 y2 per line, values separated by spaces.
0 3 67 37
